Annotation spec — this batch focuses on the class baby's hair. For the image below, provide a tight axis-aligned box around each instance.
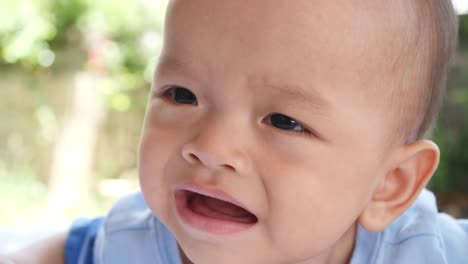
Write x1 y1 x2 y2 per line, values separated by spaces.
392 0 458 144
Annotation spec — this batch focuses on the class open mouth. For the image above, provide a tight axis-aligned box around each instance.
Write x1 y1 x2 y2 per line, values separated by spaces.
184 190 258 224
174 188 258 235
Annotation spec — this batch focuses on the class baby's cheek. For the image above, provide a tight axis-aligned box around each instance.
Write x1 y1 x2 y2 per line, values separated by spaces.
139 170 171 223
138 136 171 215
262 174 361 256
147 100 202 130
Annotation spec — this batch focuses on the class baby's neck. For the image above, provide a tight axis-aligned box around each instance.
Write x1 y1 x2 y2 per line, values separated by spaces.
177 223 357 264
178 244 192 264
320 223 357 264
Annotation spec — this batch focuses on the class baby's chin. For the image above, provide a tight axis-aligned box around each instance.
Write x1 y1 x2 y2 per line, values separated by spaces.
173 233 350 264
173 219 358 264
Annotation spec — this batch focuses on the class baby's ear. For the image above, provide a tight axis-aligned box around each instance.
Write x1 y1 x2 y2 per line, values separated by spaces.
358 140 440 232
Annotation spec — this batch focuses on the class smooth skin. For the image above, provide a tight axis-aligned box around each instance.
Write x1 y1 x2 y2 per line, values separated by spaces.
5 1 440 263
139 0 440 263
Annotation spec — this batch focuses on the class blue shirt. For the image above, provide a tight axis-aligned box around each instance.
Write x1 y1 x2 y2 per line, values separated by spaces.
65 189 468 264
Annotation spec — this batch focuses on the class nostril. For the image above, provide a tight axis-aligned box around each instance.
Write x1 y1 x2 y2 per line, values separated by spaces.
223 164 235 171
181 146 242 172
187 153 200 164
182 148 200 165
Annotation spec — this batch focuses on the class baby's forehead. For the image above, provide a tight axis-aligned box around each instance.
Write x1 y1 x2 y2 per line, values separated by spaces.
167 0 415 72
164 0 420 108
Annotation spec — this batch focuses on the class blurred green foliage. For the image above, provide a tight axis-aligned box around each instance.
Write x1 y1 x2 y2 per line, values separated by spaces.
0 0 167 226
0 0 166 94
429 14 468 193
460 14 468 46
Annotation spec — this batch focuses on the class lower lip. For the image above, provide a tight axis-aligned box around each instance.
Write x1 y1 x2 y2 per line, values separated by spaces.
174 191 256 235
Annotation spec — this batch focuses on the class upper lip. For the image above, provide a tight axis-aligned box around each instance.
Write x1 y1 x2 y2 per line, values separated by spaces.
173 182 253 214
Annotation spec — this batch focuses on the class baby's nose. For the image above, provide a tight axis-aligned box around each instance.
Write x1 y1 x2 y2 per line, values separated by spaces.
180 117 249 173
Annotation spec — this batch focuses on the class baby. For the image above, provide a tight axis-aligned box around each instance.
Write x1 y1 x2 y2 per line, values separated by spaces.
4 0 467 263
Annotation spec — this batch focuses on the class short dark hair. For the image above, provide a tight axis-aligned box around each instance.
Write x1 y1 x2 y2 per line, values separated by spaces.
391 0 458 144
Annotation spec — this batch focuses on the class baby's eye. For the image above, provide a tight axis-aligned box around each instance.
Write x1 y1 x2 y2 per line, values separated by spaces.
267 113 311 136
163 86 198 105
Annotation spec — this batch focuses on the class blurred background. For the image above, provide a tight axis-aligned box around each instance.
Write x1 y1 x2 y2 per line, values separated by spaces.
0 0 467 251
0 0 167 250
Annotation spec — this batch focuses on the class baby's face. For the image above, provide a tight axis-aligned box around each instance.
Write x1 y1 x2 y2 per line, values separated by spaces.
139 1 403 263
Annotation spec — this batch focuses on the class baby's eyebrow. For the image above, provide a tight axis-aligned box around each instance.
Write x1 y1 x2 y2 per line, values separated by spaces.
155 56 331 113
262 81 332 112
154 56 198 82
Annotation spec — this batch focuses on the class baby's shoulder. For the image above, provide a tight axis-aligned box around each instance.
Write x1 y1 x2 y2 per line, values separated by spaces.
435 213 468 262
102 192 153 234
352 190 468 264
94 192 181 264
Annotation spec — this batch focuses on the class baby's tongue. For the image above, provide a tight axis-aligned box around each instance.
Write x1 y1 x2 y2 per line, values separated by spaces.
189 193 255 223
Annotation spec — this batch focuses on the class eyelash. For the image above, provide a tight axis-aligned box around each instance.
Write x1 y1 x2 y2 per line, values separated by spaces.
265 114 313 137
161 85 198 105
160 85 314 138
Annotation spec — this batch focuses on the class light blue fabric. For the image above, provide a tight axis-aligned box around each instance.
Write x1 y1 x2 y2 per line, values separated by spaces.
350 189 468 263
92 193 183 264
66 189 468 264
